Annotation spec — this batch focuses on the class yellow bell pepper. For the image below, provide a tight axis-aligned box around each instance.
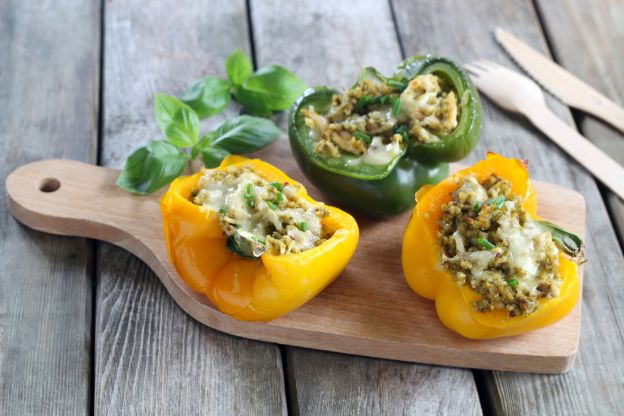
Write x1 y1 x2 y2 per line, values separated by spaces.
402 153 580 339
160 155 359 321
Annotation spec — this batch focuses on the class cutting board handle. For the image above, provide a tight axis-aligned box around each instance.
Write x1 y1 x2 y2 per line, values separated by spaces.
5 159 163 254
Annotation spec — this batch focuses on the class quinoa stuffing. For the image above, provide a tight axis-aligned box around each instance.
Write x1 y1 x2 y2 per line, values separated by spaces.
303 74 458 164
438 174 561 317
192 166 330 256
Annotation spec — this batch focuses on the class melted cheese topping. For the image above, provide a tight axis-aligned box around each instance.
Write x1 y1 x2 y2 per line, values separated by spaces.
193 166 328 256
399 74 458 143
438 174 561 316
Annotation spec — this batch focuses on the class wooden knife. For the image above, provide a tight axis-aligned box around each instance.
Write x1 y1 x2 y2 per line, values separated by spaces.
495 27 624 133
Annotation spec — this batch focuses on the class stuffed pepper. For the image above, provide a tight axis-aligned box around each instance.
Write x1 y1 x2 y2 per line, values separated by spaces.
288 55 482 217
160 155 359 321
402 153 583 339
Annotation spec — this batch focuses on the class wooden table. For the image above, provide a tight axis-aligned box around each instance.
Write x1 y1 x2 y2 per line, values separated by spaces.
1 0 623 414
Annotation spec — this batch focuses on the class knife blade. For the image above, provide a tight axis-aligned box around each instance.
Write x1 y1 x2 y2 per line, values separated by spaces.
495 27 624 133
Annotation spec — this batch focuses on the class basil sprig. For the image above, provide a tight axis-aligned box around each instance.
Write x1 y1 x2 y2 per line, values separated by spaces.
117 49 306 195
182 49 307 119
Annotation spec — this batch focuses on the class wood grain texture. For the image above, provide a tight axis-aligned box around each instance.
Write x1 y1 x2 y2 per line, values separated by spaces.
248 0 482 414
285 349 482 416
0 0 98 414
390 0 624 414
5 159 586 373
98 0 286 414
536 0 624 246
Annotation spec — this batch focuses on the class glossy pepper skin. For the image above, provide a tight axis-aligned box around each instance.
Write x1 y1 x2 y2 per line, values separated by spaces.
402 153 580 339
288 55 481 218
160 156 359 321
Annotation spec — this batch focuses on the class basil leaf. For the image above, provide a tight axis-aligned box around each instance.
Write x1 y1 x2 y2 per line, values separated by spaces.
535 220 584 258
154 93 199 147
200 144 230 168
209 115 281 153
233 86 272 117
116 140 189 195
181 76 231 119
226 49 253 87
241 65 307 111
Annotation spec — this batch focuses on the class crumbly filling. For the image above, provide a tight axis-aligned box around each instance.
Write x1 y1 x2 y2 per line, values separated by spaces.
400 75 458 143
303 74 458 163
438 174 561 317
193 166 330 256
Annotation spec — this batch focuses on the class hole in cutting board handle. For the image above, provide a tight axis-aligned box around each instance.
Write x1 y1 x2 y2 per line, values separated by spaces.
39 178 61 193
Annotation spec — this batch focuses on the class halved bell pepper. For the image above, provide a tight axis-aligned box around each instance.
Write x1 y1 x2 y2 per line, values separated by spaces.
288 55 482 217
160 155 359 321
402 153 581 339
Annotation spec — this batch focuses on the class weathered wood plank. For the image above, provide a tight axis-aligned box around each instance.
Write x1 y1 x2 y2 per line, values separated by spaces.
96 1 286 414
391 0 624 414
0 0 99 414
535 0 624 243
250 1 482 414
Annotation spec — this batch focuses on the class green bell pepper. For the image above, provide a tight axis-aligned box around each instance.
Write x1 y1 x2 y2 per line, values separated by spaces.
288 55 482 217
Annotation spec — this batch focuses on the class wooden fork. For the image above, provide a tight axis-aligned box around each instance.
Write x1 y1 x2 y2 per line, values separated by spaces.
464 60 624 201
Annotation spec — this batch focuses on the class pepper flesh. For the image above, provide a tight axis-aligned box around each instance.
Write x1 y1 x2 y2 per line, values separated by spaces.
160 156 359 321
288 55 480 217
401 153 580 339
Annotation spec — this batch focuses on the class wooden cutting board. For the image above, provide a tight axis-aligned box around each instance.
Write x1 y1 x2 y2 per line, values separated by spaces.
5 149 585 374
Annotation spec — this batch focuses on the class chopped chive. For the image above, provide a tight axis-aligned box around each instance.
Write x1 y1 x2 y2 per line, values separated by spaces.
219 205 229 215
485 195 506 209
391 97 402 118
275 192 284 203
355 95 370 111
298 221 308 232
387 79 408 91
393 124 409 143
244 183 255 208
476 237 496 250
270 182 284 192
378 95 389 105
353 131 372 144
507 278 519 287
267 201 277 210
473 201 482 213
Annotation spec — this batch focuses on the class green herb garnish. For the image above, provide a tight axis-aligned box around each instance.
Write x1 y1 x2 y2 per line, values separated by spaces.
393 124 409 143
219 205 229 214
267 201 277 210
486 195 506 209
270 182 284 192
354 131 372 144
244 183 255 208
117 49 306 195
473 201 482 213
476 237 496 250
507 278 519 287
355 95 371 111
391 97 402 118
299 221 308 232
387 79 408 91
